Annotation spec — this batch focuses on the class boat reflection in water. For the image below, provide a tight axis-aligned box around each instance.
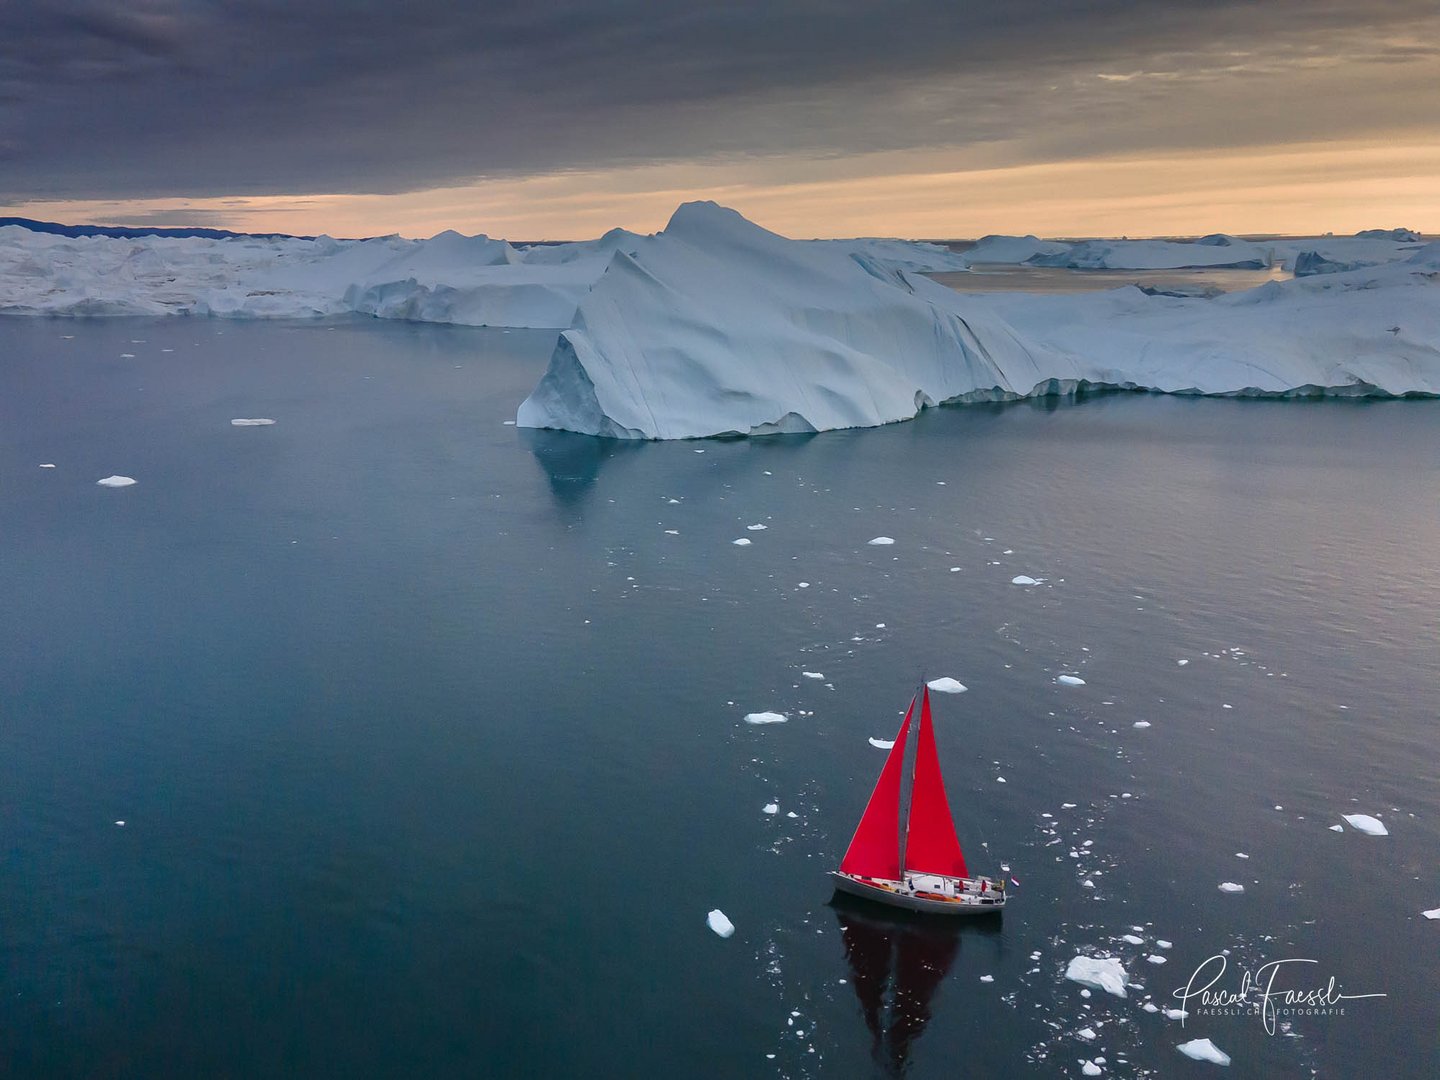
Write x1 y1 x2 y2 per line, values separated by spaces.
831 894 999 1075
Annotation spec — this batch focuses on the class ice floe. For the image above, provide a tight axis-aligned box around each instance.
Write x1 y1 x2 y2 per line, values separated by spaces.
1341 814 1388 836
1177 1038 1231 1066
230 418 276 426
868 738 895 750
39 463 56 468
1218 882 1245 893
1422 909 1440 920
867 536 895 546
706 909 735 938
1132 721 1151 729
762 803 779 815
926 677 967 694
96 475 136 487
744 712 787 725
1057 675 1086 687
801 671 825 680
1011 575 1039 586
732 538 752 546
1064 955 1128 998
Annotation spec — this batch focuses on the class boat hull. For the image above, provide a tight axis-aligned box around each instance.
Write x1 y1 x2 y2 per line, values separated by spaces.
830 872 1006 916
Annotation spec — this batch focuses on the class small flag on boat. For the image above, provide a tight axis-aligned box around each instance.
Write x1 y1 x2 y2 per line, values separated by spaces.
1010 877 1021 887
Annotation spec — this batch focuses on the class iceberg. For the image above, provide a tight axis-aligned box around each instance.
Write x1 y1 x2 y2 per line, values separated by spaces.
1341 814 1388 836
963 233 1071 264
1064 955 1128 998
1178 1038 1232 1066
1026 236 1271 270
516 204 1440 440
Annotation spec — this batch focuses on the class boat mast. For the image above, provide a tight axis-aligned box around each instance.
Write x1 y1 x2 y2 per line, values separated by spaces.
898 676 924 881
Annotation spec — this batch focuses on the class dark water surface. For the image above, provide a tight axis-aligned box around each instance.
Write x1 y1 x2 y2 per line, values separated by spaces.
2 318 1437 1078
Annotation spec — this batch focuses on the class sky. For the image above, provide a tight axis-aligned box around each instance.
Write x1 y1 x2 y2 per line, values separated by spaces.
2 0 1437 240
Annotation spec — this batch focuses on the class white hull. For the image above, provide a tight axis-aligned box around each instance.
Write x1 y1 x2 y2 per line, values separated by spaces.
830 871 1006 916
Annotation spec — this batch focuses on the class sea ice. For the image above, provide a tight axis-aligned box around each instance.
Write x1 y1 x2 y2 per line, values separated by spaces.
762 803 778 815
927 677 967 694
868 738 895 749
867 537 895 546
1329 824 1344 832
1157 940 1172 949
230 418 276 426
1147 955 1167 965
1064 955 1128 998
801 672 825 679
707 909 735 938
1341 814 1388 836
1163 1008 1188 1020
39 463 56 468
980 975 994 983
1423 909 1440 920
1077 1027 1097 1040
1121 934 1144 945
1082 1063 1102 1077
96 475 136 487
732 538 752 546
744 712 787 725
746 523 767 531
1057 675 1086 686
1177 1038 1231 1066
1132 721 1151 729
1011 575 1039 586
1218 882 1245 893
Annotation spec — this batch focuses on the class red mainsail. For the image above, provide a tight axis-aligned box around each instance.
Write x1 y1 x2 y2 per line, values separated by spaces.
838 695 916 880
903 687 969 879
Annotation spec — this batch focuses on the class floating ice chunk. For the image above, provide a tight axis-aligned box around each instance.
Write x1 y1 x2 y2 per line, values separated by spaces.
1077 1027 1097 1040
798 582 810 588
869 738 895 749
1342 814 1388 836
1235 853 1249 859
1082 1063 1102 1077
732 538 752 546
39 463 56 468
706 909 735 938
1133 721 1151 729
1057 675 1086 686
230 418 276 426
1011 575 1039 586
1177 659 1189 666
1329 824 1344 832
1163 1008 1188 1020
96 475 137 487
802 671 825 679
1218 882 1245 893
746 523 767 531
996 777 1007 783
980 975 994 983
867 536 895 546
114 820 125 826
762 803 779 815
1423 909 1440 920
1062 803 1077 809
1157 940 1173 949
786 811 797 818
1178 1038 1231 1065
664 529 679 535
927 677 967 694
744 711 787 725
1147 955 1167 965
1143 1002 1160 1013
1065 955 1128 997
1121 934 1145 945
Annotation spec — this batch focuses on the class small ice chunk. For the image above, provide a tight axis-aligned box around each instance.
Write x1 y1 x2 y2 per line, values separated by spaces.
1329 824 1344 832
114 820 125 826
1177 1038 1231 1066
706 909 735 938
1147 955 1167 965
1163 1008 1188 1020
1218 882 1245 893
96 475 137 487
664 529 679 535
798 582 810 588
1422 909 1440 920
1011 575 1039 586
1121 934 1144 945
1177 659 1189 666
1342 814 1388 836
1064 955 1128 998
802 671 825 679
980 975 994 983
1062 803 1077 809
869 738 895 749
1133 721 1151 729
927 677 967 694
996 776 1007 783
1235 853 1249 859
1082 1063 1102 1077
1057 675 1086 686
746 524 767 531
762 803 779 815
744 711 787 725
39 463 56 468
732 538 752 546
230 418 276 426
867 536 895 545
1077 1027 1097 1040
1157 940 1172 949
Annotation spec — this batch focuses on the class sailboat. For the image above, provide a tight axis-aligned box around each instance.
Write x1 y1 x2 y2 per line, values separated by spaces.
831 684 1007 915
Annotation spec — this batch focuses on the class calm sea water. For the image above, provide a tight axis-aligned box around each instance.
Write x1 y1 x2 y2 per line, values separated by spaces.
2 317 1437 1079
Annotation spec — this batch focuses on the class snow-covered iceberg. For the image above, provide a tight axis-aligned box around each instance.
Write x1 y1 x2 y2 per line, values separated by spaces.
1025 236 1271 270
517 204 1440 439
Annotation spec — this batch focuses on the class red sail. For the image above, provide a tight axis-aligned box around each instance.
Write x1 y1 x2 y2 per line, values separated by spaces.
839 696 916 881
903 687 969 879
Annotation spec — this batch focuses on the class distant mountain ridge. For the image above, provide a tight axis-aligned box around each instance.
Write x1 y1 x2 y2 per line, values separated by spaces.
0 216 311 241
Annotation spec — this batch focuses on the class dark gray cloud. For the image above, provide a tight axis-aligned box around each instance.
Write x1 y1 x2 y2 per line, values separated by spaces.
1 0 1436 201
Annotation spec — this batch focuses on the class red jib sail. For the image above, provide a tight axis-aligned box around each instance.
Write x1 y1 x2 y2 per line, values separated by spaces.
903 686 969 879
839 694 916 880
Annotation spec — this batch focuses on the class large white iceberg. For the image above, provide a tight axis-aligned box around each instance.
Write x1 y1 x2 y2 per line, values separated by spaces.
517 204 1440 439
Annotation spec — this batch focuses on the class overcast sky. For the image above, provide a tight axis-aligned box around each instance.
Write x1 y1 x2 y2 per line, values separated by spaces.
2 0 1437 237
